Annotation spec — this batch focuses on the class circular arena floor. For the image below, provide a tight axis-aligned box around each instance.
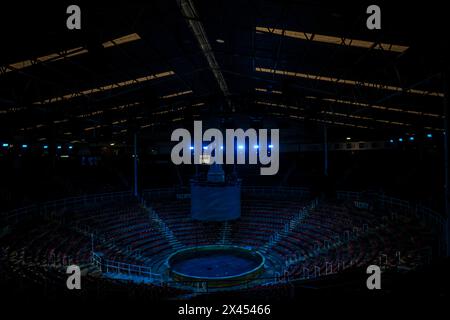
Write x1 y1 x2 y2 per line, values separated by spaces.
167 245 265 287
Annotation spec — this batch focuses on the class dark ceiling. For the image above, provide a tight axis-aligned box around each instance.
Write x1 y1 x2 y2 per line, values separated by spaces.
0 0 448 145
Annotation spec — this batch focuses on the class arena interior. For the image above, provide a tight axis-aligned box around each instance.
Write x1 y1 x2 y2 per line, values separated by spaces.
0 1 449 315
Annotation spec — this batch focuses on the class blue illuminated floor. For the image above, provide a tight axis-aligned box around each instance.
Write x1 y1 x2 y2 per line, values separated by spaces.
172 252 259 278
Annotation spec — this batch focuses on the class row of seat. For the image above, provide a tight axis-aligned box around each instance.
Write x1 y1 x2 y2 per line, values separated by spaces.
0 195 436 295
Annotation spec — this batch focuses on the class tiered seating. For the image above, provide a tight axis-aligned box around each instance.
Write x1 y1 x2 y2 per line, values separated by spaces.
64 201 175 266
229 199 307 247
149 198 308 249
0 221 92 288
0 191 438 297
273 203 364 259
151 200 225 246
283 202 435 278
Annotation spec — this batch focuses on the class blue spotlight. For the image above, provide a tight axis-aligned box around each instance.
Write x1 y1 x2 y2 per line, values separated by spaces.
253 145 259 149
220 146 224 150
238 145 244 150
203 146 208 150
269 144 274 149
409 136 415 141
2 143 8 147
22 144 28 148
68 145 73 149
389 139 394 143
43 145 49 149
427 133 433 138
398 138 403 142
57 145 62 149
189 146 194 150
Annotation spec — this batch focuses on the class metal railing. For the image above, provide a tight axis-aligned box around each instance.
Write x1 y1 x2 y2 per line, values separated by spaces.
91 251 162 283
284 246 434 283
140 186 311 201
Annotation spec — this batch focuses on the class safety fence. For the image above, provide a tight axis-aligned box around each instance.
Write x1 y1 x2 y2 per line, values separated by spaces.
280 246 434 284
91 251 163 284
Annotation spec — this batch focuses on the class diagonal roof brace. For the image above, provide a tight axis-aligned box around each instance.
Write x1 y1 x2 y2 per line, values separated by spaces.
178 0 233 110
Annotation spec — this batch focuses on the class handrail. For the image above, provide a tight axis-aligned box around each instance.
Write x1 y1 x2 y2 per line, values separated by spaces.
91 252 162 281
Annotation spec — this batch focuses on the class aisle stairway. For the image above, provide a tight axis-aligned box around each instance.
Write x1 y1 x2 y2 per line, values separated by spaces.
145 204 184 250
